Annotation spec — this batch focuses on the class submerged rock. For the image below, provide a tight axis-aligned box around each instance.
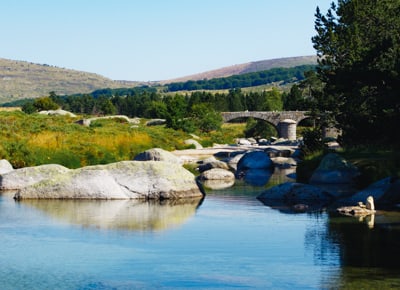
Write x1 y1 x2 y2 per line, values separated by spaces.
257 182 333 210
14 161 203 200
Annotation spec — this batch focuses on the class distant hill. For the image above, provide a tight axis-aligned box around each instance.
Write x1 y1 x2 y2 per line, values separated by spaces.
0 58 139 103
0 55 318 104
163 55 318 84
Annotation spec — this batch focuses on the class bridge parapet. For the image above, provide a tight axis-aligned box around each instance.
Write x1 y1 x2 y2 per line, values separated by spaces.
221 111 308 126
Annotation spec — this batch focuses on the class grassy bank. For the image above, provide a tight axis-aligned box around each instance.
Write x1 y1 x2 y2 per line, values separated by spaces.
0 112 233 169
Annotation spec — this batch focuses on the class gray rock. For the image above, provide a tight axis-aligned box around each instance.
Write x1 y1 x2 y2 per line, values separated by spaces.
134 148 181 164
14 161 204 200
0 164 70 190
0 159 13 175
339 177 391 206
271 157 297 168
236 138 252 146
198 160 230 173
310 153 359 184
184 139 203 149
146 119 166 126
39 109 77 117
200 168 235 180
227 153 244 171
257 182 333 208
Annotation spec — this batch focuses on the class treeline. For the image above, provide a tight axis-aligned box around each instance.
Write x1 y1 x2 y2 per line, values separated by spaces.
167 65 315 91
45 88 284 117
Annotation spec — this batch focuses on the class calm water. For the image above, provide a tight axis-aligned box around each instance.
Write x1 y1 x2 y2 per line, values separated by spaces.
1 173 400 289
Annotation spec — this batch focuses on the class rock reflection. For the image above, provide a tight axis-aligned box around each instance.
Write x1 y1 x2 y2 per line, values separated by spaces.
202 179 235 190
19 198 204 231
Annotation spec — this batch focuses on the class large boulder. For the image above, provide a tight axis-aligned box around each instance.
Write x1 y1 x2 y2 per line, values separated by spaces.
310 153 359 184
14 161 204 200
236 151 274 172
133 148 181 164
0 159 14 175
0 164 70 190
337 177 392 206
257 182 333 210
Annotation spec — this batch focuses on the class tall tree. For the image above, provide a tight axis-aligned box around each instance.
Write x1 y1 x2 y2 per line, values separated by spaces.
312 0 400 146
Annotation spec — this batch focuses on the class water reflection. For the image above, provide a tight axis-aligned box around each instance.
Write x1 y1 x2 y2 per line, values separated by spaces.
202 179 235 190
318 211 400 287
18 197 203 231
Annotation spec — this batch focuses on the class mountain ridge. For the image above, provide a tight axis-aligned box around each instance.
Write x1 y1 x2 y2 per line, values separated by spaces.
0 55 317 104
162 55 317 84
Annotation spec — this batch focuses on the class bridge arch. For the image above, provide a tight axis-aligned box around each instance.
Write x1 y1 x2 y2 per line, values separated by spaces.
221 111 309 140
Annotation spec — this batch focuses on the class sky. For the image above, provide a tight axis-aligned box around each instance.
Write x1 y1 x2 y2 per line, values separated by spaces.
0 0 332 82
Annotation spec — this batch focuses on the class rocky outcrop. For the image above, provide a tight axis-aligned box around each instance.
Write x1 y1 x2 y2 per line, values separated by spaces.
0 159 13 175
310 153 359 184
0 164 70 190
257 182 333 211
134 148 181 164
14 161 204 200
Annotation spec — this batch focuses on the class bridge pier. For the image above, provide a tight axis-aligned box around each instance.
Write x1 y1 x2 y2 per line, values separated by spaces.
278 119 297 140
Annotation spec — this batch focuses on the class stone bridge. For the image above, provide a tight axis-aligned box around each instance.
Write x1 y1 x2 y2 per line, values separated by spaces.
221 111 310 140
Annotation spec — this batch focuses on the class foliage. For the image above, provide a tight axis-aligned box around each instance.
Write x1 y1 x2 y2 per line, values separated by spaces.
244 118 276 139
166 65 316 91
22 96 59 113
190 103 222 133
300 128 324 154
282 70 324 111
0 111 192 169
312 0 400 147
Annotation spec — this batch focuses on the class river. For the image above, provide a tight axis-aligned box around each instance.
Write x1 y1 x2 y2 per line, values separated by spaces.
1 169 400 289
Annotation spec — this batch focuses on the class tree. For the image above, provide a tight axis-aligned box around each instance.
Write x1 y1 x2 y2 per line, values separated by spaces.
190 103 222 133
22 97 59 114
312 0 400 146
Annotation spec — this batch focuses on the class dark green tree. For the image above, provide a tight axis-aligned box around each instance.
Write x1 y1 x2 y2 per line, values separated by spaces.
312 0 400 146
190 103 222 133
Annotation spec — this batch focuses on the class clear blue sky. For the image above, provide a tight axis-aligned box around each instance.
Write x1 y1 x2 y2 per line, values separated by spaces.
0 0 332 81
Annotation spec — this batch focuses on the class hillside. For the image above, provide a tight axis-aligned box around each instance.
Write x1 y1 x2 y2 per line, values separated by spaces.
0 58 139 103
0 55 318 104
163 55 318 84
